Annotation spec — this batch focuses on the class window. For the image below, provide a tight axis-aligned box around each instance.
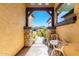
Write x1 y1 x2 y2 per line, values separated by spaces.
57 11 68 23
57 3 74 23
55 3 76 26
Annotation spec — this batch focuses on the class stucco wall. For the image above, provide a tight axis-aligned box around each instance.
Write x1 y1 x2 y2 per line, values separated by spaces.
56 4 79 56
0 4 26 56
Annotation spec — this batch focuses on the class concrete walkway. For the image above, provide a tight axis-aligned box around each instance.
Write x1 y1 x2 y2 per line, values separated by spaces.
26 36 49 56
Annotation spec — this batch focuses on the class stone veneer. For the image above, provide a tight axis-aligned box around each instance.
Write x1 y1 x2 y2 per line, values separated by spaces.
24 29 33 47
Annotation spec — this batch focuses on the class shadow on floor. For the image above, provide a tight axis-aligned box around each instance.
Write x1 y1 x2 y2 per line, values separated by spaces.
43 39 53 56
48 47 52 56
16 47 30 56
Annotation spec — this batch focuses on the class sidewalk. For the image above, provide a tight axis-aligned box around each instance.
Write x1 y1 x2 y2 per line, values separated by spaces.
26 36 49 56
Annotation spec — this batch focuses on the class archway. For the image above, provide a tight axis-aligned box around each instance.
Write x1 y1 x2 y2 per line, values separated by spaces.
25 7 54 28
24 7 55 48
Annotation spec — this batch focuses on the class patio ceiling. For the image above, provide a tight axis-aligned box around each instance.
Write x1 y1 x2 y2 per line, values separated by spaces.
26 3 55 8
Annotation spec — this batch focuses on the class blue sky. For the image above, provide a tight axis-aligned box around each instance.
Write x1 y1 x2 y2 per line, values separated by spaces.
32 11 51 27
32 11 68 27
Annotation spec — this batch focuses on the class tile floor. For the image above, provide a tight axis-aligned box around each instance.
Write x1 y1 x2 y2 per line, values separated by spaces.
17 36 52 56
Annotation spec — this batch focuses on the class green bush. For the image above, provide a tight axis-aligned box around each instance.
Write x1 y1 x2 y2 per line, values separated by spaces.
31 26 48 40
32 31 37 39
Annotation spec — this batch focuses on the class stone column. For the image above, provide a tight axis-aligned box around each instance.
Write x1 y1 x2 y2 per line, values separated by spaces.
24 28 33 47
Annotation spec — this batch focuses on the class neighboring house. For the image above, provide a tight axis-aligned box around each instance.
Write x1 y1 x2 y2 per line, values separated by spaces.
28 14 35 27
28 15 33 27
47 17 52 27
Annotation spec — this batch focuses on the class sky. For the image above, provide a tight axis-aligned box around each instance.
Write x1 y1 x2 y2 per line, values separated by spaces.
32 11 68 27
32 11 51 27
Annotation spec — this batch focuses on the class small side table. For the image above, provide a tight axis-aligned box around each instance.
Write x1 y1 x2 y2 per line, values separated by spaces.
50 40 64 56
50 40 59 49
